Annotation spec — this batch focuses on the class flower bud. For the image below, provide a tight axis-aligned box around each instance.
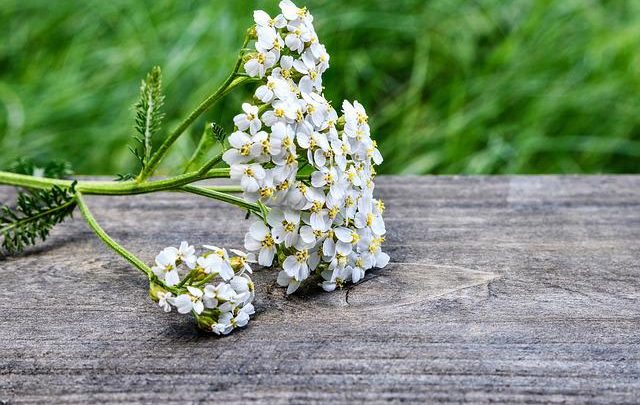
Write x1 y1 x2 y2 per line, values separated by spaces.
247 25 258 40
148 282 168 303
195 313 216 331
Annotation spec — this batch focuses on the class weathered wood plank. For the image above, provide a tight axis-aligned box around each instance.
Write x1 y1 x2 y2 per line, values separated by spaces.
1 176 639 404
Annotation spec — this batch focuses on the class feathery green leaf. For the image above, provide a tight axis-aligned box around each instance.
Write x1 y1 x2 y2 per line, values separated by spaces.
0 184 77 255
7 158 73 179
132 66 165 170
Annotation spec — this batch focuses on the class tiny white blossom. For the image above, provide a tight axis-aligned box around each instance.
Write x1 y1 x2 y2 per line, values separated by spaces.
244 221 277 266
234 103 262 134
244 49 277 78
157 291 173 312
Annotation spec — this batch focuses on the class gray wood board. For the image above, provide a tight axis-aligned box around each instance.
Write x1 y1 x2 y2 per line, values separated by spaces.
1 176 639 404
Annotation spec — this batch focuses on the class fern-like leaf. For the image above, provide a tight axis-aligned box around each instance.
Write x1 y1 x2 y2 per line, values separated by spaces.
0 184 77 255
7 158 73 179
132 66 165 170
183 122 228 173
210 122 227 144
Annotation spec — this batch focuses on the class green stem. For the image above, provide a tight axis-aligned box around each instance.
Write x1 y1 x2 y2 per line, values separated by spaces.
139 74 251 181
193 273 215 287
140 32 252 180
180 184 263 218
75 192 153 280
0 169 230 195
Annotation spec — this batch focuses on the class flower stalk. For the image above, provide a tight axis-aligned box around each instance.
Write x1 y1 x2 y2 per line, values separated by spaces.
0 1 389 335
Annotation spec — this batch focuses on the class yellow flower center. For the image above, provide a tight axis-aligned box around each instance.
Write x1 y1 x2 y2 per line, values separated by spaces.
310 201 324 213
366 213 374 227
262 234 275 248
277 180 290 191
286 153 297 165
345 196 354 207
283 221 296 233
351 232 360 244
261 139 271 154
295 249 309 263
260 187 274 199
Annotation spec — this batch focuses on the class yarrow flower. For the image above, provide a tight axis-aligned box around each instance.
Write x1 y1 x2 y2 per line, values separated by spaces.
224 0 389 295
149 242 255 335
0 1 389 338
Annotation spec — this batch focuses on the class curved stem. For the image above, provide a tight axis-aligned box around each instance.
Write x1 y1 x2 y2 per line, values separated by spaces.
180 184 263 218
139 33 253 180
0 169 230 195
75 192 153 280
139 74 252 180
0 171 72 189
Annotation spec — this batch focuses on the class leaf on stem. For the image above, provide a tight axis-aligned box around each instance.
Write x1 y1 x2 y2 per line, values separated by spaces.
132 66 165 171
183 122 228 173
0 184 77 255
7 158 73 179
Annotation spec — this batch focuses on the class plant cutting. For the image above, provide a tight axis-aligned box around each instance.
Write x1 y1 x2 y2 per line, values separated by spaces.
0 0 388 334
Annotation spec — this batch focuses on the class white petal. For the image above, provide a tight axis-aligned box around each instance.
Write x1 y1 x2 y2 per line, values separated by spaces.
334 227 353 243
186 286 202 298
283 256 300 277
286 279 301 295
249 221 270 240
258 247 275 267
164 269 180 287
375 251 390 268
244 234 262 251
191 301 203 315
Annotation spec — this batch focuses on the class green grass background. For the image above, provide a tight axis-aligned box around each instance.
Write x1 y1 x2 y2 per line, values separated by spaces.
1 0 639 175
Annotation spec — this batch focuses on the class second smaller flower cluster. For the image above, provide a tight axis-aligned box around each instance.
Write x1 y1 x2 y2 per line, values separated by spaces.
150 242 255 335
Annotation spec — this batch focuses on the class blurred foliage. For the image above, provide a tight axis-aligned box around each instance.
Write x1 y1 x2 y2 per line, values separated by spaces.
1 0 639 174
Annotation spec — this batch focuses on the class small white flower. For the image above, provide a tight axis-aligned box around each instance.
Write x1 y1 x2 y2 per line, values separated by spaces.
232 303 255 328
262 99 298 126
197 253 234 281
203 282 237 309
157 291 173 313
282 244 319 281
229 248 254 274
267 208 300 248
244 49 278 78
212 311 234 335
176 241 197 269
279 0 308 21
244 221 277 266
223 130 254 165
355 196 386 236
169 286 204 315
230 163 266 193
293 57 322 94
151 246 181 287
277 270 301 294
234 103 262 134
254 10 286 30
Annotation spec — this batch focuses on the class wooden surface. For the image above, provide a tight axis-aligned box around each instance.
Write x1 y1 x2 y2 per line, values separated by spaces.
1 176 639 404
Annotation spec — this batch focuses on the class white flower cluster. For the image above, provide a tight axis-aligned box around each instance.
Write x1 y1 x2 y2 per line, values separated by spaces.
151 242 255 335
223 1 389 295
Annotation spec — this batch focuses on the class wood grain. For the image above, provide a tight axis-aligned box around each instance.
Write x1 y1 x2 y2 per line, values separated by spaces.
1 176 639 404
